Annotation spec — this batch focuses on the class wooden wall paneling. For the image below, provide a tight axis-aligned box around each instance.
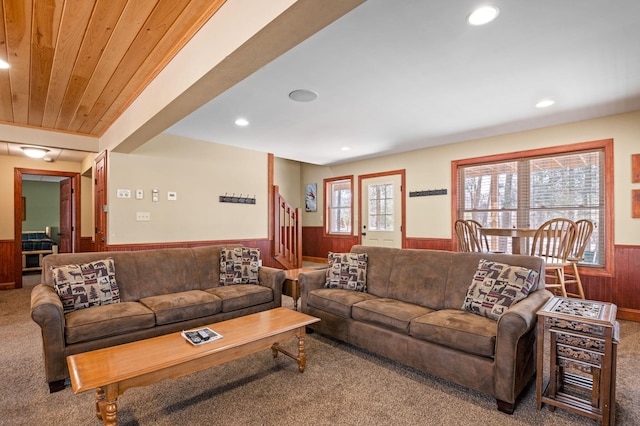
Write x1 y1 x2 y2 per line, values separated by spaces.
79 237 95 253
302 226 359 258
0 240 16 289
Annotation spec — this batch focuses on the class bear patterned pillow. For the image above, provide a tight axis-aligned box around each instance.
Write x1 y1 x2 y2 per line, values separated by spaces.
219 247 261 285
52 258 120 314
324 252 368 292
462 259 539 320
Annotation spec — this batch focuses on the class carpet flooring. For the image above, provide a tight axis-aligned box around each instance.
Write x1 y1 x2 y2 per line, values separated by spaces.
1 280 638 425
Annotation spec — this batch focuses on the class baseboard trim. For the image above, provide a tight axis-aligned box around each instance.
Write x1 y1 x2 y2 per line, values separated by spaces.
0 282 17 290
303 256 327 264
617 308 640 322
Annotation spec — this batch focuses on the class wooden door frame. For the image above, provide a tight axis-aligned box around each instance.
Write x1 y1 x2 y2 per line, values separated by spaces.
357 169 406 248
14 168 81 289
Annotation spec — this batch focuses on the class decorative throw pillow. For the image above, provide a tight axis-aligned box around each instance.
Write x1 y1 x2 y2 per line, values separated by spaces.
462 259 539 320
324 252 368 292
219 247 261 285
52 258 120 313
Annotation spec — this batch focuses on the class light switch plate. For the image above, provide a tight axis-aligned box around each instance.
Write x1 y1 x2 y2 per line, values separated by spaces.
167 191 177 201
136 212 151 221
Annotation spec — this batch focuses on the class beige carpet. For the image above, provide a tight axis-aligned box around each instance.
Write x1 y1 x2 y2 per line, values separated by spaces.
1 282 638 425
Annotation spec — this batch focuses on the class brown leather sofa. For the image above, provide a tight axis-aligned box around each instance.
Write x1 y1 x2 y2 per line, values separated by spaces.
31 245 285 392
300 245 551 413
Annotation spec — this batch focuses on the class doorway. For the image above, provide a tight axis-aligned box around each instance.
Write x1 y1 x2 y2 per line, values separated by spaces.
358 170 405 248
14 168 81 289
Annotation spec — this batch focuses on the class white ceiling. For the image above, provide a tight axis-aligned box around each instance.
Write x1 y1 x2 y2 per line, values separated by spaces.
0 141 91 163
166 0 640 166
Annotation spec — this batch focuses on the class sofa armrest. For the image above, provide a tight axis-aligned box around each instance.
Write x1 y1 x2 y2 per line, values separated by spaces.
258 266 285 307
30 284 67 386
493 289 553 404
298 269 327 312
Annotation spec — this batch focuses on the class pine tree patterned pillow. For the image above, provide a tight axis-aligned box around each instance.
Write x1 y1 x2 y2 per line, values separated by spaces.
52 258 120 313
324 252 368 292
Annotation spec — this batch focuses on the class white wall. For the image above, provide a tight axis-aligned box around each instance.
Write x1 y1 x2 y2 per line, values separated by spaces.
302 110 640 245
274 157 301 208
107 134 269 244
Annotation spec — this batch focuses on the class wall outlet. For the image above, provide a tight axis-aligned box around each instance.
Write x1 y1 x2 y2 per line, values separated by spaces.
117 189 131 198
136 212 151 221
135 189 144 199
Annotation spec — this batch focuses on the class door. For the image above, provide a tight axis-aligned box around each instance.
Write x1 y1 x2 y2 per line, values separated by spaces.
359 171 404 248
59 178 73 253
94 151 107 251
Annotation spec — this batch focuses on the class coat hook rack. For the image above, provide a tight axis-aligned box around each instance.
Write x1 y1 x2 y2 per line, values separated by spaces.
409 189 447 197
219 193 256 204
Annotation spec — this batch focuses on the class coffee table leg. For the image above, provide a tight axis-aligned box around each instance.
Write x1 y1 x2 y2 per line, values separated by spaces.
95 387 105 419
270 329 308 372
95 385 118 426
297 335 306 373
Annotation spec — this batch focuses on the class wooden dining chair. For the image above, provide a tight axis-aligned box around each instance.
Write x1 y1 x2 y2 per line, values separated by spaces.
562 219 593 299
530 218 577 298
455 220 483 252
465 219 490 252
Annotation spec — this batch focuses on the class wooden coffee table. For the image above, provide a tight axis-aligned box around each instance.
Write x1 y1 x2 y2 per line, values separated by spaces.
67 307 320 425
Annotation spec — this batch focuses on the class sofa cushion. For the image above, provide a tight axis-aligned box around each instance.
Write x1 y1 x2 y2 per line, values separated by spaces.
462 259 539 320
52 258 120 313
307 288 379 318
220 247 261 285
206 284 273 313
352 298 434 334
65 302 155 344
325 252 368 292
139 290 222 325
410 309 497 357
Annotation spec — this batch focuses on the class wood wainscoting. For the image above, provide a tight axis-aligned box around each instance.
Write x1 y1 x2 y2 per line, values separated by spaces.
301 227 359 260
0 240 16 289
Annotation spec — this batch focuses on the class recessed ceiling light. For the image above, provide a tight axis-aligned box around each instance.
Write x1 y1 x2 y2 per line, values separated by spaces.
234 118 249 126
341 147 351 151
21 147 49 159
467 6 500 26
0 59 9 69
289 89 319 102
536 99 555 108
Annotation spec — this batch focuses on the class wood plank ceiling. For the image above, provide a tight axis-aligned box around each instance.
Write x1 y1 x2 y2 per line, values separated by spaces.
0 0 226 138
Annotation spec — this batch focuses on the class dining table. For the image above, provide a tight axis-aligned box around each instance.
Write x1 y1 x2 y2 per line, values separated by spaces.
480 227 537 254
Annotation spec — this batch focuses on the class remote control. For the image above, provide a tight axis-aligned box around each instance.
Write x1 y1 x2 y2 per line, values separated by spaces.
197 330 210 340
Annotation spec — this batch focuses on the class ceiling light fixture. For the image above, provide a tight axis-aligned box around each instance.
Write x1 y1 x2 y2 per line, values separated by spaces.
289 89 319 102
467 6 500 26
536 99 555 108
341 147 351 151
234 118 249 127
21 147 49 159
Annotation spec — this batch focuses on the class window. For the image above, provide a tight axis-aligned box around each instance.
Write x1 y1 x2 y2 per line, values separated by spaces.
454 140 613 273
325 176 353 235
368 183 394 231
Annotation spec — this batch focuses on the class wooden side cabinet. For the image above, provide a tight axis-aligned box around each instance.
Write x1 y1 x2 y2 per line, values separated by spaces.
536 297 619 425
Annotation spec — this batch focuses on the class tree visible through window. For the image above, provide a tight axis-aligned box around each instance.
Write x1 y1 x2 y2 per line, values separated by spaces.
457 148 606 267
325 177 353 234
368 183 394 231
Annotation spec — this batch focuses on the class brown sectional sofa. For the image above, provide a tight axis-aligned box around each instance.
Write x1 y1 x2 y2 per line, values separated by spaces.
299 245 552 413
30 245 285 392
